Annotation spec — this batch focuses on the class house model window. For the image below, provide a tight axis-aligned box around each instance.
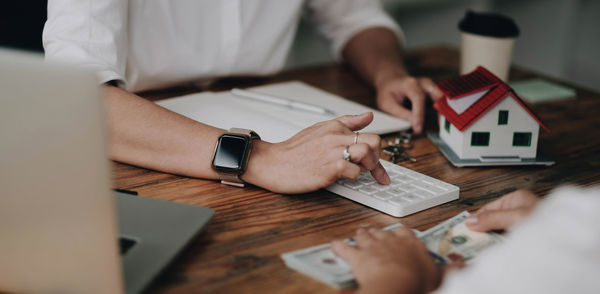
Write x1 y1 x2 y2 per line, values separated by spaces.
513 132 532 146
471 132 490 146
498 110 509 125
433 66 550 161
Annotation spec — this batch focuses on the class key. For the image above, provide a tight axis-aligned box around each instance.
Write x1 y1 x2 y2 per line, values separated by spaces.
385 145 417 163
383 145 401 163
398 148 417 162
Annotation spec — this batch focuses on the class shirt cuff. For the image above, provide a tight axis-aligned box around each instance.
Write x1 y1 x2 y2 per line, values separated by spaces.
96 70 126 88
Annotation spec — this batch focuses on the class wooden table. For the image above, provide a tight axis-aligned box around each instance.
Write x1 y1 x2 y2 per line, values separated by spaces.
113 46 600 294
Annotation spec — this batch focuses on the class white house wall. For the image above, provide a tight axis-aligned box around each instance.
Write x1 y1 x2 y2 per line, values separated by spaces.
439 114 464 156
460 95 539 159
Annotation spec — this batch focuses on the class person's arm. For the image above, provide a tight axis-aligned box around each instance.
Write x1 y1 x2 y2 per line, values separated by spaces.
105 86 389 194
104 86 223 179
342 27 443 134
46 0 390 194
307 0 440 133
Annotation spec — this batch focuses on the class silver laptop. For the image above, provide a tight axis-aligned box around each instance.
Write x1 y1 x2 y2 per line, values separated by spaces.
0 48 213 294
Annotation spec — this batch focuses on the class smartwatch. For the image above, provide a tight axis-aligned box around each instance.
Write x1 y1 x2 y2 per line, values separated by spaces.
211 128 260 187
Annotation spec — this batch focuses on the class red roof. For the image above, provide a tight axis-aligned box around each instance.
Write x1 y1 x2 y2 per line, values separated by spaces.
437 65 501 100
434 66 550 132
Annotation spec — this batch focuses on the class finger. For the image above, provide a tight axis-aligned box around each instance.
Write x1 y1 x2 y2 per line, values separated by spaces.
419 77 444 101
368 227 391 240
331 159 361 181
505 189 540 207
354 133 382 153
331 240 360 265
466 209 529 232
392 226 415 239
369 162 390 185
474 189 536 216
473 190 522 215
354 228 375 247
378 92 413 122
404 87 426 134
473 196 507 215
336 112 374 131
343 144 389 184
347 143 379 170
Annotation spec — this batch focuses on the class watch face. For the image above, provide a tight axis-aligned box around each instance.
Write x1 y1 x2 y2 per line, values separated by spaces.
213 134 250 173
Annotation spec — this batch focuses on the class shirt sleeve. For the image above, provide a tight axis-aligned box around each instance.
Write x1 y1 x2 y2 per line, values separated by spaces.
434 186 600 294
306 0 405 62
43 0 128 86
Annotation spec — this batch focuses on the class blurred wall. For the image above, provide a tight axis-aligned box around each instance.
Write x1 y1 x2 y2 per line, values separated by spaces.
1 0 597 91
286 0 600 92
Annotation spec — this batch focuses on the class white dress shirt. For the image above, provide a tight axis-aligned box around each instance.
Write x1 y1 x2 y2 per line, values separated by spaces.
43 0 402 92
436 186 600 294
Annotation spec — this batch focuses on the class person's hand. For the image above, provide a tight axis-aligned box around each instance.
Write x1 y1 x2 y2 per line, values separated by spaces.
331 227 441 294
375 73 443 134
244 112 389 194
466 189 540 232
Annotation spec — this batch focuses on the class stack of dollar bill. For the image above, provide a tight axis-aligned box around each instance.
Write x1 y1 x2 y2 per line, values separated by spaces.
281 211 503 289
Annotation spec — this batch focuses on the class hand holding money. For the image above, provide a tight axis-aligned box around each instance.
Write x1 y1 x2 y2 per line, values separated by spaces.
280 223 414 289
332 227 441 294
281 211 503 289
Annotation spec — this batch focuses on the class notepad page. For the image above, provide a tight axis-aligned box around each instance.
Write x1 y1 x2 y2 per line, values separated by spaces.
156 81 411 143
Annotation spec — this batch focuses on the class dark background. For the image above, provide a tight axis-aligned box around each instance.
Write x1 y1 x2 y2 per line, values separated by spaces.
0 1 47 52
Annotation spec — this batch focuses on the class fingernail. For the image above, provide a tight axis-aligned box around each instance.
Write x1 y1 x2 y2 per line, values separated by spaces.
384 171 391 185
465 216 478 225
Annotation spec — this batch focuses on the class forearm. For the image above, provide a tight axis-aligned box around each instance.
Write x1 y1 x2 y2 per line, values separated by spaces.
103 88 387 194
342 27 408 87
105 86 224 179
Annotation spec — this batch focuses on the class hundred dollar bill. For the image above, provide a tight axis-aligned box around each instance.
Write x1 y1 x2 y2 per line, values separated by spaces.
420 211 504 265
281 242 356 289
282 212 503 288
280 223 418 289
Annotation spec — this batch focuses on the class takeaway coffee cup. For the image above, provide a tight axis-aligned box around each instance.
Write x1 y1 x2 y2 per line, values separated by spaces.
459 10 520 81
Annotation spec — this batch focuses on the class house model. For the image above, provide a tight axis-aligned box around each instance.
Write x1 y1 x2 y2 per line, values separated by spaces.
433 66 549 162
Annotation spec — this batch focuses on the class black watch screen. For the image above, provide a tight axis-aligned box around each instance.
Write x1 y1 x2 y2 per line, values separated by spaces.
212 134 250 173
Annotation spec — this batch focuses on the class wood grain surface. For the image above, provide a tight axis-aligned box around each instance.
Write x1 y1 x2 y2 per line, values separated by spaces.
112 46 600 294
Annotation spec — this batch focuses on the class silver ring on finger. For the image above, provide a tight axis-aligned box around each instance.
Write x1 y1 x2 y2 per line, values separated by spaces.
343 145 351 161
353 132 359 144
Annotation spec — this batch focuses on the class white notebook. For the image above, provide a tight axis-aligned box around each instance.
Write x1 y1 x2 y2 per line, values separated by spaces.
156 81 410 143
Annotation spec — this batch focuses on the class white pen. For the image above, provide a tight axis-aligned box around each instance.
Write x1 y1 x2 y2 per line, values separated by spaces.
231 88 336 116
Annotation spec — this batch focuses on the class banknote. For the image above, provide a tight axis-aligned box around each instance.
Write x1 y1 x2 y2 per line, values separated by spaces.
280 223 417 289
281 242 356 289
420 211 504 265
282 211 503 288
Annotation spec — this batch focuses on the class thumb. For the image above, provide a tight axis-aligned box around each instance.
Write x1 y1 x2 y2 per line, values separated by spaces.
336 112 374 131
466 209 528 232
